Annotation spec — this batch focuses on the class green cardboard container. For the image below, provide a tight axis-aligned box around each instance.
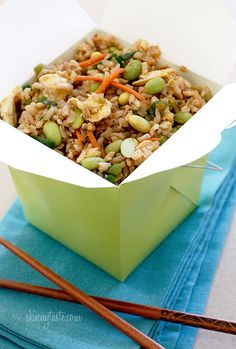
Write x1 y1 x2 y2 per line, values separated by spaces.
9 155 207 281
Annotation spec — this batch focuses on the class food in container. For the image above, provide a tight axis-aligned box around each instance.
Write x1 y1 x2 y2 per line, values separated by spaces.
0 33 212 185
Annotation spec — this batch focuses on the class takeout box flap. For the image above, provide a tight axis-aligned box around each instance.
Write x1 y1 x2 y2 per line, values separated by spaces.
99 0 236 85
0 0 96 99
0 2 236 188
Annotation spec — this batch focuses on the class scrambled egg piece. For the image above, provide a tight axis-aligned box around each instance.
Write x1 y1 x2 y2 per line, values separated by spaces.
72 93 112 122
0 86 22 126
39 73 73 101
132 68 176 86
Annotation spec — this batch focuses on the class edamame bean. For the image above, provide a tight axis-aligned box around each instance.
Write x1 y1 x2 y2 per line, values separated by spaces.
105 139 122 154
91 51 102 58
80 157 104 170
34 63 45 75
128 114 151 133
107 163 122 176
118 92 130 105
43 121 62 146
123 60 142 81
174 111 192 124
120 138 137 158
71 109 84 129
89 81 101 92
144 77 165 94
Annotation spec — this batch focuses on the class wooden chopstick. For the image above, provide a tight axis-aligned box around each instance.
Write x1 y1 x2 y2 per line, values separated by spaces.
1 279 236 336
0 237 164 349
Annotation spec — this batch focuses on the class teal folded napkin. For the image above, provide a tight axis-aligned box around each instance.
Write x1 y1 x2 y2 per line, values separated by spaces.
0 126 236 349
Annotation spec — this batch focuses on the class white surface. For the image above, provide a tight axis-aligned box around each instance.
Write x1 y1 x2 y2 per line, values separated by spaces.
0 0 236 348
99 0 236 86
0 0 95 99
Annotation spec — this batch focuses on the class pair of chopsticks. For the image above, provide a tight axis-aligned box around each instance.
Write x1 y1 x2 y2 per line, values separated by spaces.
0 238 236 349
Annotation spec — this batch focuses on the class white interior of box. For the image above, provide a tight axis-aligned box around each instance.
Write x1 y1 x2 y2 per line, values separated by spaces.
0 0 235 188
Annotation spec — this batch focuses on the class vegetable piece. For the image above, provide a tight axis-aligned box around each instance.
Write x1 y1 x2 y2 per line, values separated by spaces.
120 138 137 158
128 114 151 133
90 51 103 59
159 135 168 145
89 81 101 92
104 173 117 184
37 95 47 102
108 53 125 67
105 139 122 154
43 100 57 109
155 100 168 112
107 163 122 176
74 75 147 103
79 53 106 68
32 135 55 149
144 77 165 94
148 137 160 141
172 127 178 133
147 100 168 118
174 111 192 124
112 81 147 104
109 46 117 53
76 130 85 143
108 51 137 68
95 67 125 94
87 130 99 148
34 63 45 75
37 95 57 108
120 51 137 61
118 92 130 105
74 76 103 82
43 121 62 146
80 157 104 170
71 109 84 129
22 83 31 90
24 99 32 105
123 60 142 81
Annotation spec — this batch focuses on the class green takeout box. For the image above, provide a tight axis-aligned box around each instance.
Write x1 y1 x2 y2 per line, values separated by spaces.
1 0 236 281
9 154 207 281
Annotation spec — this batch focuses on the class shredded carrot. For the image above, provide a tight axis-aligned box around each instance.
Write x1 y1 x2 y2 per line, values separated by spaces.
111 81 147 104
95 67 125 94
87 130 99 148
74 75 147 104
74 75 103 82
79 54 106 68
148 137 161 141
76 130 85 143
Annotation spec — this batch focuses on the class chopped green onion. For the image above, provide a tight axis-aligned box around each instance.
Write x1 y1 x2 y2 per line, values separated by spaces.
25 99 32 105
119 51 137 60
147 100 168 118
34 63 45 75
37 95 57 109
32 135 55 148
104 173 117 184
107 51 138 68
22 83 31 90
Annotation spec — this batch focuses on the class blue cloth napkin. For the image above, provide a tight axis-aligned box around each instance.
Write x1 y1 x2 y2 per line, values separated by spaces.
0 126 236 349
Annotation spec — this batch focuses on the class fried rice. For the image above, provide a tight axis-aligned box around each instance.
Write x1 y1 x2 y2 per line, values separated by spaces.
0 33 212 184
